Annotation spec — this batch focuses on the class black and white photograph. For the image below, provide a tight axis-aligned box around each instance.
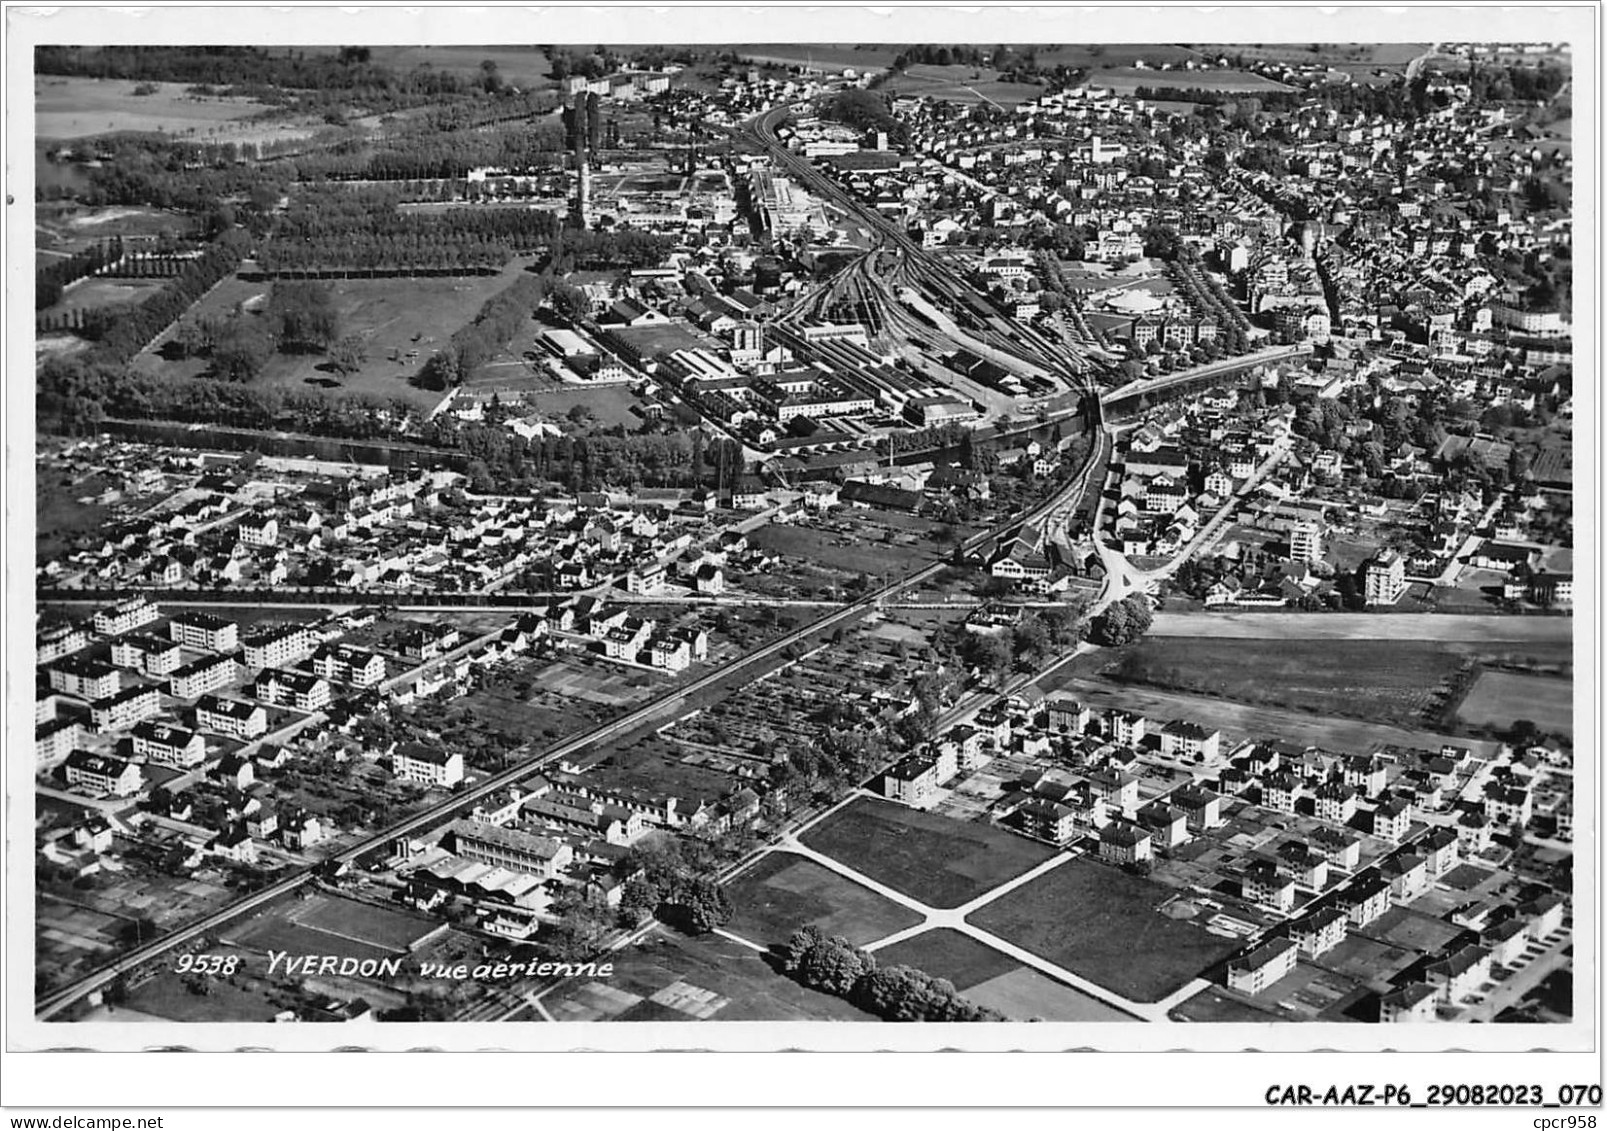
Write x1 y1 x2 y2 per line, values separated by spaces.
2 0 1599 1120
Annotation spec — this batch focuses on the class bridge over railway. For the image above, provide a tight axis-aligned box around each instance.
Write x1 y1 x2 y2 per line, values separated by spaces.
1100 344 1312 419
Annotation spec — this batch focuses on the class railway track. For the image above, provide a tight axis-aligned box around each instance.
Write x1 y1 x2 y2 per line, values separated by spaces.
34 429 1106 1021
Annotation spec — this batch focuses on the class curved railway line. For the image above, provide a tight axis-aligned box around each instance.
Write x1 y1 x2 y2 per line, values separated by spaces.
34 418 1107 1021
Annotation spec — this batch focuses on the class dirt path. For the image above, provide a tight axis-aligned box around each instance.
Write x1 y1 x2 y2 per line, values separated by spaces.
1151 612 1572 643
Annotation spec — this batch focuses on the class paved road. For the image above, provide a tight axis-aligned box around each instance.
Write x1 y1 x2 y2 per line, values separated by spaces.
735 834 1156 1020
1149 612 1573 642
1101 344 1311 407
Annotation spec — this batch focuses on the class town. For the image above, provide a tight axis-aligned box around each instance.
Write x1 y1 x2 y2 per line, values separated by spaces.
32 39 1573 1028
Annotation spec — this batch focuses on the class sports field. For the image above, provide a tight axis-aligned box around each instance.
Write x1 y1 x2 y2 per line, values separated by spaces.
224 893 439 962
800 797 1055 909
1456 671 1573 737
967 857 1239 1003
723 851 923 948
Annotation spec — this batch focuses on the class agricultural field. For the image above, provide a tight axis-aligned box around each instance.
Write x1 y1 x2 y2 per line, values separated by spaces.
543 926 875 1022
1148 612 1574 644
967 857 1239 1003
800 797 1055 909
883 65 1045 108
1088 67 1295 94
1040 675 1502 761
35 77 315 144
724 852 924 949
347 46 560 92
725 44 903 72
1094 637 1467 729
1186 43 1430 67
1455 671 1573 737
1035 44 1201 70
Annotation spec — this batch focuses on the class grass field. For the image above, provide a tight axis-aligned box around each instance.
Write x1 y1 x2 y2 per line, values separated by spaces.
350 47 560 92
37 475 111 560
872 927 1015 989
1036 45 1202 69
544 927 875 1022
883 65 1044 108
801 797 1055 909
751 523 929 578
1150 612 1574 643
134 269 531 409
1042 674 1504 760
503 384 649 431
725 44 903 71
1097 637 1465 728
121 968 281 1023
292 894 441 952
1456 671 1573 737
42 277 170 319
35 76 307 142
1088 67 1295 94
724 851 923 948
969 857 1239 1003
224 893 434 962
966 966 1139 1022
37 203 197 256
1185 43 1429 67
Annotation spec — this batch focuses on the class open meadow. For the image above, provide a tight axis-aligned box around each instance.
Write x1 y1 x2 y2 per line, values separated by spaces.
724 852 924 949
883 64 1044 108
1088 67 1295 94
800 797 1054 909
1095 637 1467 729
1456 671 1573 737
543 927 874 1022
131 267 535 410
967 857 1239 1003
36 76 318 144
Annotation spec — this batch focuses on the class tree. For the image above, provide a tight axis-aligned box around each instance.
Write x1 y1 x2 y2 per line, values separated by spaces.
661 877 732 935
1141 223 1183 261
796 935 875 996
783 925 825 974
268 280 339 352
1090 595 1152 647
171 319 208 359
328 334 367 376
210 315 274 381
